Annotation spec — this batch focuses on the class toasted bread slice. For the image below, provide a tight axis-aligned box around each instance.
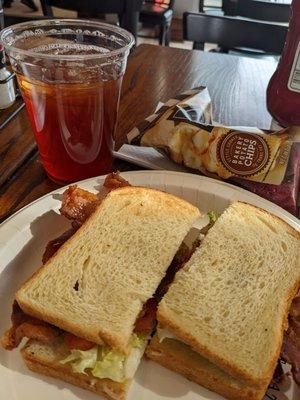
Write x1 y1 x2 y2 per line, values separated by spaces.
157 202 300 388
22 338 131 400
146 335 267 400
16 187 200 353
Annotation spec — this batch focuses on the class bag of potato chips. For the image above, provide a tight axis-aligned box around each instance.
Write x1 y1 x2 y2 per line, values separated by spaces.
127 88 300 216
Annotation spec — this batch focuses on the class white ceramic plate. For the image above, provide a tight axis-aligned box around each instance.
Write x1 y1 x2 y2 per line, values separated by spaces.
0 170 299 400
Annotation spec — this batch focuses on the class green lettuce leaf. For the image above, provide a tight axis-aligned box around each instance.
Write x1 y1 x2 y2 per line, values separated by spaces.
59 334 148 382
60 347 98 374
207 210 217 223
130 333 148 348
92 348 126 382
124 334 148 379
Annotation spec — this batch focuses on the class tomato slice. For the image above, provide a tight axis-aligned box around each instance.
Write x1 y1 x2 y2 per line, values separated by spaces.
64 332 95 351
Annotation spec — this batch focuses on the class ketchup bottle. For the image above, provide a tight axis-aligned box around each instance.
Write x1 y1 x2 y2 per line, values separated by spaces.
267 0 300 127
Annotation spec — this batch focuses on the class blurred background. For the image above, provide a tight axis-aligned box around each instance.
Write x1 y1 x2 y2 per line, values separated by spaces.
0 0 290 56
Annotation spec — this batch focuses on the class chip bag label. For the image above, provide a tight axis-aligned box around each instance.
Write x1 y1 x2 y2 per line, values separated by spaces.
212 127 293 185
218 131 271 176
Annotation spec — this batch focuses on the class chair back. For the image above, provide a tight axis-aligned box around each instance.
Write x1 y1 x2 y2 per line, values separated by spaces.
237 0 291 23
183 12 287 54
223 0 291 22
222 0 238 15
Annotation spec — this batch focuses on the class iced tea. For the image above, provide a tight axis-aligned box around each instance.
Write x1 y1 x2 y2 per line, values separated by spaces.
18 73 122 183
0 19 134 183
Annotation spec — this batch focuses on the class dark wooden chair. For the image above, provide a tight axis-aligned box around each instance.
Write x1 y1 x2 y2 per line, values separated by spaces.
222 0 239 15
224 0 291 22
40 0 143 40
0 0 4 30
183 12 288 55
139 0 175 46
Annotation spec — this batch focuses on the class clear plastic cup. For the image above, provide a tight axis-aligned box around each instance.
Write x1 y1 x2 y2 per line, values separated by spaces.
0 19 134 183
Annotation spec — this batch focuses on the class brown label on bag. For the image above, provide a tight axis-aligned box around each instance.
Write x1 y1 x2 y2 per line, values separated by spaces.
217 131 270 177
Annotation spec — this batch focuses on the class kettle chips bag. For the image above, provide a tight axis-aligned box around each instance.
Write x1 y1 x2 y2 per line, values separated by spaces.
127 88 300 216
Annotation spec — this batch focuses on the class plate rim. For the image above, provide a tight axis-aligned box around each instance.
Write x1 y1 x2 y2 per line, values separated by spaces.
0 170 299 232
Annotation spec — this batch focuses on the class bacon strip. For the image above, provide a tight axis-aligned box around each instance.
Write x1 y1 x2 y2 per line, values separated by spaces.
64 332 95 351
290 295 300 320
134 298 158 334
14 323 59 346
60 172 130 227
1 302 60 350
280 295 300 386
42 228 77 264
60 186 99 226
281 330 300 386
156 241 199 299
134 241 199 334
102 172 130 191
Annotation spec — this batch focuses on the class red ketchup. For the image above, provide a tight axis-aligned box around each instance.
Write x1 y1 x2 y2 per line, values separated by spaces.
267 0 300 127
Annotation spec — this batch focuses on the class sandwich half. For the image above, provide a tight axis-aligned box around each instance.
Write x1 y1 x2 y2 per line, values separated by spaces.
1 182 200 400
146 202 300 400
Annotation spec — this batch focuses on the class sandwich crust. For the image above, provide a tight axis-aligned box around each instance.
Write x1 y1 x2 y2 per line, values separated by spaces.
146 335 267 400
22 338 131 400
157 202 300 388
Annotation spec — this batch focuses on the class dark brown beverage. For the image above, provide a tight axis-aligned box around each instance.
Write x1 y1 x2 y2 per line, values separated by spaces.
18 73 122 183
1 20 134 183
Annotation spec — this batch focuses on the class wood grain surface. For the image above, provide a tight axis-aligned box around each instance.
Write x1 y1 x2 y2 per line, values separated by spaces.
117 44 277 143
0 44 277 222
0 99 35 187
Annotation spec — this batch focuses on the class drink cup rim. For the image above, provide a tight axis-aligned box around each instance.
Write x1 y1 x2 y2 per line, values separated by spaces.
0 18 135 61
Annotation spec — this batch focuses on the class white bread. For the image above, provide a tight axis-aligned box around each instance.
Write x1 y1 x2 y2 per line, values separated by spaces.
16 187 200 353
146 335 267 400
22 338 131 400
157 202 300 388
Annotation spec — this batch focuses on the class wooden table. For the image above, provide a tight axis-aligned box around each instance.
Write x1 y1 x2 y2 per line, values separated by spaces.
0 44 277 223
